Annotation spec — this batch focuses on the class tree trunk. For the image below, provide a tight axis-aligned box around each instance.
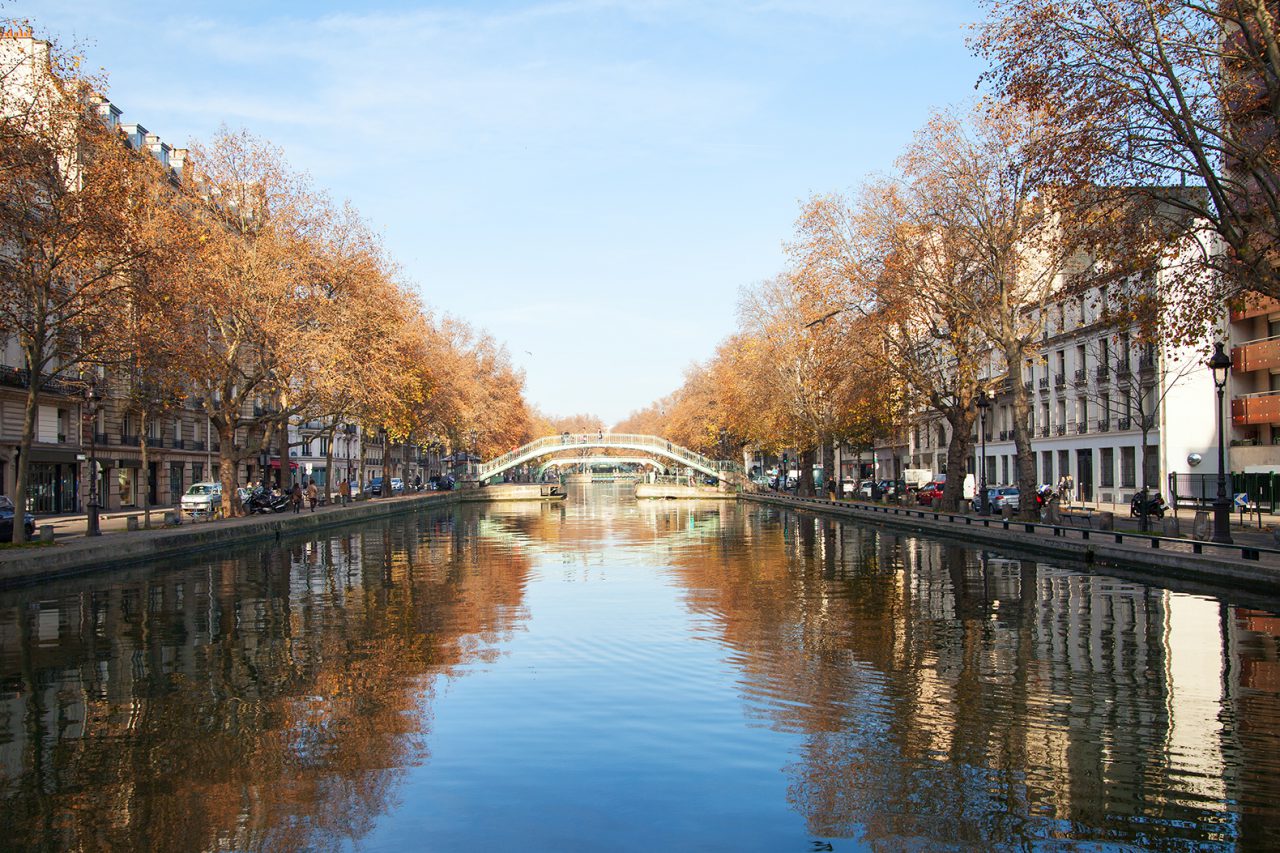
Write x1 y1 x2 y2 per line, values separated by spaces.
324 426 336 503
382 433 391 496
939 411 975 512
139 411 151 530
797 447 816 496
217 421 240 518
11 380 39 544
1006 370 1039 520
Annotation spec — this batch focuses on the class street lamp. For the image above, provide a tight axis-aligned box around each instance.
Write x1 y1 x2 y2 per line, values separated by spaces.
259 447 270 492
84 383 101 537
976 390 991 515
1208 342 1233 545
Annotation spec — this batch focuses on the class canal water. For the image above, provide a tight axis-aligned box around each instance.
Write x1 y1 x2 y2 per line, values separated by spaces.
2 484 1279 851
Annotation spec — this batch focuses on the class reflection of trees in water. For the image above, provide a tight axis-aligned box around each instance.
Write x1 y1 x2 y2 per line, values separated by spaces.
660 508 1276 848
0 509 532 851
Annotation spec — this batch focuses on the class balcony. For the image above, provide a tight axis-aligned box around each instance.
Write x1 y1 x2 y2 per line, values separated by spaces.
0 365 80 396
1038 377 1049 390
1117 417 1132 430
1074 368 1088 385
1095 365 1110 382
1233 390 1280 426
998 430 1011 441
120 433 140 446
1076 421 1088 434
1097 420 1111 432
1039 426 1050 437
1054 374 1066 388
1023 381 1033 392
1230 294 1280 322
93 432 110 445
145 436 163 448
1116 363 1132 380
1232 335 1280 373
1055 425 1066 436
189 439 206 452
1138 352 1156 372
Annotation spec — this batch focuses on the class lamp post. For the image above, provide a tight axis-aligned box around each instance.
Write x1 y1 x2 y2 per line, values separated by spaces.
1208 342 1233 545
84 383 100 537
976 390 991 515
259 448 270 493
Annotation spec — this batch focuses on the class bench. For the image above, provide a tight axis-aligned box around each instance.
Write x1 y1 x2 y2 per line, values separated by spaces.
1058 509 1096 529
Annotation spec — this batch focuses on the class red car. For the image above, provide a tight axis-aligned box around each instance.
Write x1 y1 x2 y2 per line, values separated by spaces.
916 480 945 506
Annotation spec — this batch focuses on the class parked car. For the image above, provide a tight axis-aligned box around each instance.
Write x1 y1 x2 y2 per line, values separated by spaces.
993 487 1021 511
0 495 35 540
181 482 223 519
390 477 405 494
879 479 907 498
916 480 946 506
368 477 384 496
971 486 1019 512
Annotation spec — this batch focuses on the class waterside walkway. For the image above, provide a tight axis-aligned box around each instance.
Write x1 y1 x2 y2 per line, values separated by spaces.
744 492 1280 596
0 491 459 587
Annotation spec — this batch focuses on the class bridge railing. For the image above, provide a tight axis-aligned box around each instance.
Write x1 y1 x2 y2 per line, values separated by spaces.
477 433 744 481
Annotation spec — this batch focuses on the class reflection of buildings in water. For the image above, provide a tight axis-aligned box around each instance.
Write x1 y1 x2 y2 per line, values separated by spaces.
0 512 535 851
657 508 1276 847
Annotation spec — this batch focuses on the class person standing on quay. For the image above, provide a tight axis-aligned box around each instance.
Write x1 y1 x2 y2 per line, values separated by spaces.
306 479 318 512
290 481 303 513
339 478 350 506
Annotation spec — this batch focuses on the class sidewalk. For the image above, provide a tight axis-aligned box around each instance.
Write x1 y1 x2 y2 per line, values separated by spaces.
0 491 459 586
27 493 440 541
747 490 1280 595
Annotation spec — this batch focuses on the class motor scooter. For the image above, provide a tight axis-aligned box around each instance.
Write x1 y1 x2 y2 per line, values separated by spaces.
1129 489 1167 519
245 488 289 514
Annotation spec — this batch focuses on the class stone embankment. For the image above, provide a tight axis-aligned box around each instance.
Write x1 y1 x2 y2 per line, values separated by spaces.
634 483 733 499
744 492 1280 596
0 492 460 587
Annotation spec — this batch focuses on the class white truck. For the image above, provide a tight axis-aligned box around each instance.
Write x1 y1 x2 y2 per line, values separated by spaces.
903 469 932 490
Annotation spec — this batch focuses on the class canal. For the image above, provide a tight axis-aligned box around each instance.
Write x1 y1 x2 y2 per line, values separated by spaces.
2 484 1279 850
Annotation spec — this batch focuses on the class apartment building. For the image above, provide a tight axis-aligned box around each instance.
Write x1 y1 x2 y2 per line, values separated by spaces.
1227 295 1280 472
894 282 1221 506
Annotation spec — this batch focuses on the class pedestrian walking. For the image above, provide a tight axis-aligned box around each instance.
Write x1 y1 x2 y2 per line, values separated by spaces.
306 479 318 512
290 482 303 513
339 478 351 506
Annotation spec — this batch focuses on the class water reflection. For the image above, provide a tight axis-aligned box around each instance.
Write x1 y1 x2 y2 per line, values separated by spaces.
0 489 1278 850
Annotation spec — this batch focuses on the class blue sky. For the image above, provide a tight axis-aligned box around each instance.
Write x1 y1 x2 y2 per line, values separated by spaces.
18 0 987 424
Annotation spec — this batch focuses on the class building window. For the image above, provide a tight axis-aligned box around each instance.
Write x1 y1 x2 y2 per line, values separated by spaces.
1042 450 1053 483
1100 447 1115 488
1120 446 1136 488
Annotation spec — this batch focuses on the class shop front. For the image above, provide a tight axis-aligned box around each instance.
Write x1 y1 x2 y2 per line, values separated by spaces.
25 448 81 514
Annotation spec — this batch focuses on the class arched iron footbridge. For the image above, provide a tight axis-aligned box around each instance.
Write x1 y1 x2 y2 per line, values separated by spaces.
478 433 745 484
537 456 665 476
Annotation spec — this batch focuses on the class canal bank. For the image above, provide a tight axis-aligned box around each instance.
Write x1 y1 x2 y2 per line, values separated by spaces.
744 491 1280 595
0 491 462 587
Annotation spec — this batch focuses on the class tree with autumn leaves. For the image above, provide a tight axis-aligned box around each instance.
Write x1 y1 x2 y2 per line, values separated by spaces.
0 31 534 533
976 0 1280 340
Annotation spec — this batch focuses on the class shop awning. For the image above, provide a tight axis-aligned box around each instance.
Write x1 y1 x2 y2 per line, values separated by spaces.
268 459 300 470
27 449 82 464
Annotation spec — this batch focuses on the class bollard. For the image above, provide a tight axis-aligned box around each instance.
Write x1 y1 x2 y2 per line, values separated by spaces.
1163 517 1182 537
126 516 139 532
1097 511 1114 531
39 525 54 543
1191 511 1210 541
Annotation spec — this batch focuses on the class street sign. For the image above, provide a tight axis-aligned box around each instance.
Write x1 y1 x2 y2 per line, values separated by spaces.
1234 493 1249 508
